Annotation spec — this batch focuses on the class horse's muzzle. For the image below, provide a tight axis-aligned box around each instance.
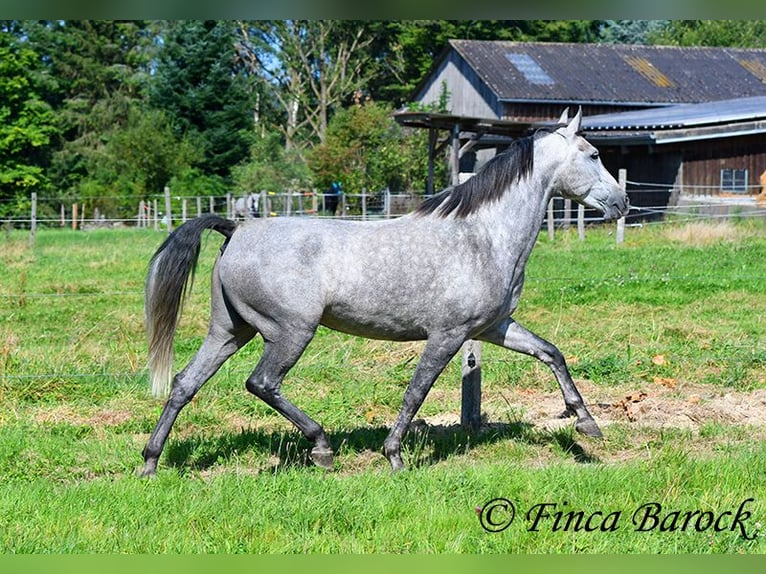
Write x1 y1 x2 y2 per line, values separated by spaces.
603 195 630 222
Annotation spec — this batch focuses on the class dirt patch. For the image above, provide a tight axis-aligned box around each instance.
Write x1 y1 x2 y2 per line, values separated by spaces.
418 381 766 433
34 406 133 430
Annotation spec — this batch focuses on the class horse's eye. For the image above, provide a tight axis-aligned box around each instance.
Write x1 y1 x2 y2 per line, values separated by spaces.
590 151 599 160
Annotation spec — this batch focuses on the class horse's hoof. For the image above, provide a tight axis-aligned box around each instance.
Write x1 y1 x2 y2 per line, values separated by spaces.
386 453 405 472
575 418 603 438
310 447 334 470
138 466 157 479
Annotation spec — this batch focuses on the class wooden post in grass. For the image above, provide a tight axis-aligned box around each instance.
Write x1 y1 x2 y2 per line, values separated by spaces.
547 198 555 241
461 339 482 431
578 203 585 240
164 186 173 233
72 203 78 231
617 169 626 245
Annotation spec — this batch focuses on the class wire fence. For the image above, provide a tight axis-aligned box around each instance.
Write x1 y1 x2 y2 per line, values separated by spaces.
3 170 766 234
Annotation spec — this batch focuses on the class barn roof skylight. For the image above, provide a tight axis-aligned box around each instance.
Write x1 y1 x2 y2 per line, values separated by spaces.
623 55 675 88
738 59 766 84
505 52 555 86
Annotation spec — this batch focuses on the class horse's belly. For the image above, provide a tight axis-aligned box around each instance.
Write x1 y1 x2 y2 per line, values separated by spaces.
319 307 428 341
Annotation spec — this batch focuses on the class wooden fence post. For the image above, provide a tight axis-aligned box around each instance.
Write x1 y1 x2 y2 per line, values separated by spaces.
547 198 555 241
461 339 482 431
577 203 585 240
164 186 173 233
617 169 626 245
72 203 78 231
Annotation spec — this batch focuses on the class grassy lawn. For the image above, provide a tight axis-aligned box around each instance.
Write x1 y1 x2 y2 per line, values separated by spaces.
0 219 765 553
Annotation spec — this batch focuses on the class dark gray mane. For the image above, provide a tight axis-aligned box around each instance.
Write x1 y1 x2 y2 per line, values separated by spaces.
415 127 560 219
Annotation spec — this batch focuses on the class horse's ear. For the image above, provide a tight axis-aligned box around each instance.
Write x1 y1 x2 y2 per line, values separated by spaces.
557 108 569 125
566 106 582 136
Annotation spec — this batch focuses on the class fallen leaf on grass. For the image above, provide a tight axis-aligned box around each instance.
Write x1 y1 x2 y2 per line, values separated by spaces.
653 376 677 389
613 391 649 422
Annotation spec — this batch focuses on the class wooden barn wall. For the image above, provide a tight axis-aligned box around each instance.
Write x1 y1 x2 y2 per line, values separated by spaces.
599 147 681 218
671 134 766 195
416 53 501 118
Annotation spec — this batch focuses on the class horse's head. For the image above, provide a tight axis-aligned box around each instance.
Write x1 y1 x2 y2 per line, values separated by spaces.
546 108 629 222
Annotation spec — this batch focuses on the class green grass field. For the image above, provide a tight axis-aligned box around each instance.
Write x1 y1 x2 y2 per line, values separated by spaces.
1 219 765 553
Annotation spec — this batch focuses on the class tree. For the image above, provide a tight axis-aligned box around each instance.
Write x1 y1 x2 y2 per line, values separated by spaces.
24 20 156 200
149 20 256 179
597 20 670 44
309 100 433 194
236 20 374 152
647 20 766 48
232 129 312 196
0 26 57 213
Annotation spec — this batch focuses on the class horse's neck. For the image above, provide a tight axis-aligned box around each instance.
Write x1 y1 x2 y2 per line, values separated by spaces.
476 176 552 271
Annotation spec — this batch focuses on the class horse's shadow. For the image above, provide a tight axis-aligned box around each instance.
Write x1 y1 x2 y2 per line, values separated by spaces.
164 417 599 474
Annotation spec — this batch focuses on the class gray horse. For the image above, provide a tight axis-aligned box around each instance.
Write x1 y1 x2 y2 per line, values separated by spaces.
141 108 629 476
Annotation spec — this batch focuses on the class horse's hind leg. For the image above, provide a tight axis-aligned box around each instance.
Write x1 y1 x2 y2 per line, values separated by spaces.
478 318 602 438
141 323 255 477
245 329 334 469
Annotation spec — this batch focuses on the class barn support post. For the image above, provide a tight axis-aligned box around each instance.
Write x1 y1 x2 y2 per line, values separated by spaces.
450 123 460 186
427 128 437 196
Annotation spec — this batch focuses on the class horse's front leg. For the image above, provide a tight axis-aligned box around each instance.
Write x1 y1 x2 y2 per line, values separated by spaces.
383 332 467 471
478 318 602 438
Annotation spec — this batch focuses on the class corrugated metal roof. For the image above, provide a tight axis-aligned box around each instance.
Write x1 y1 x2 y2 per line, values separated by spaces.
581 96 766 131
448 40 766 105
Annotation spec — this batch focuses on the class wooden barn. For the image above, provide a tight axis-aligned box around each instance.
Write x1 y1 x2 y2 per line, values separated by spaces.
582 96 766 214
395 40 766 213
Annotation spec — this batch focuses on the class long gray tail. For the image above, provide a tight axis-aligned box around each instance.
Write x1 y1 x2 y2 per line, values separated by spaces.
145 214 237 398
